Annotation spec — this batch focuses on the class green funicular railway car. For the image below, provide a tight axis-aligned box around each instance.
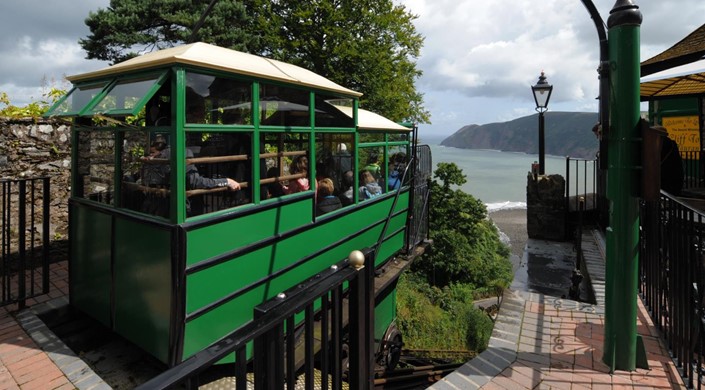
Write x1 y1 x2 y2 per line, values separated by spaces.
46 42 431 368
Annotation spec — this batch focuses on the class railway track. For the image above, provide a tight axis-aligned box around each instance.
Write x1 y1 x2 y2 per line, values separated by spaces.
372 350 471 389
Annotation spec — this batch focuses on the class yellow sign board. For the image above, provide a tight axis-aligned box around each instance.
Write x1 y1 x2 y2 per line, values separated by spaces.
662 115 700 153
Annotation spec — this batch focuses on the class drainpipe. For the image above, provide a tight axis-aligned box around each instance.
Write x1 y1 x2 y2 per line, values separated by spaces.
579 0 610 163
603 0 642 372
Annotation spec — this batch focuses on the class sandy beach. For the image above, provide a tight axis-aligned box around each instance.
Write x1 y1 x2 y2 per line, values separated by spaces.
488 208 528 268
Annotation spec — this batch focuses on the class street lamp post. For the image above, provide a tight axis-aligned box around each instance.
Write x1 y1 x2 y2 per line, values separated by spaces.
531 72 553 175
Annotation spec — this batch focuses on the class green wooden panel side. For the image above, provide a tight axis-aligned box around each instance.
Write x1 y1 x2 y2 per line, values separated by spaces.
113 218 172 363
70 204 112 327
186 199 312 265
375 288 397 343
183 287 263 359
182 194 409 360
185 197 407 314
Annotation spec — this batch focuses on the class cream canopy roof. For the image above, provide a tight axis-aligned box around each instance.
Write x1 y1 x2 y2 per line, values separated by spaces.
67 42 362 98
333 105 410 132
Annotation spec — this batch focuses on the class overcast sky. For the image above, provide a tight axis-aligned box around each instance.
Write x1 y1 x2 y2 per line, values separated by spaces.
2 0 704 137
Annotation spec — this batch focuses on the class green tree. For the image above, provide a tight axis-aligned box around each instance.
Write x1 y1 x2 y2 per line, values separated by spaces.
79 0 430 123
414 162 512 289
253 0 429 123
0 88 67 119
80 0 260 64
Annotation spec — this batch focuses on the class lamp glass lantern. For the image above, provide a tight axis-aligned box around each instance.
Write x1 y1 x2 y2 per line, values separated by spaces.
532 72 553 111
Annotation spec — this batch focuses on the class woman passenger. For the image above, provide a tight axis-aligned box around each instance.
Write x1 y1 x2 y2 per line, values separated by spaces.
284 155 310 194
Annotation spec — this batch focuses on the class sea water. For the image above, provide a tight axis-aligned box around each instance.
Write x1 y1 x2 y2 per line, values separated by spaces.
425 138 584 212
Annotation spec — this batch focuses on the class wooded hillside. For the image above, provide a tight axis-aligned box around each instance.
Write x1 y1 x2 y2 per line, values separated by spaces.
441 112 599 159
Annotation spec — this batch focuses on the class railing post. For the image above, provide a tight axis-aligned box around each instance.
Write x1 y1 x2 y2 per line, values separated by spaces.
565 157 571 240
570 197 585 300
18 180 27 310
348 249 374 390
253 314 285 389
42 177 50 294
1 180 8 303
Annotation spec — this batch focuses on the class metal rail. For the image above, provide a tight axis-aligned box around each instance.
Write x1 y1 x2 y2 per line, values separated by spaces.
639 192 705 387
137 250 376 389
0 177 51 309
373 351 464 389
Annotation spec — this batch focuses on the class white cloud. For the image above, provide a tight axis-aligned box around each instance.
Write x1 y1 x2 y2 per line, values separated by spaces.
400 0 705 134
0 1 111 106
1 0 704 138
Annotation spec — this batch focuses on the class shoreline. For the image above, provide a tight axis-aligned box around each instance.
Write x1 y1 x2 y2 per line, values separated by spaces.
488 208 527 262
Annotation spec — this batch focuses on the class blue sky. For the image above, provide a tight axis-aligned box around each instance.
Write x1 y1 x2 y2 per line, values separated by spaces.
1 0 704 138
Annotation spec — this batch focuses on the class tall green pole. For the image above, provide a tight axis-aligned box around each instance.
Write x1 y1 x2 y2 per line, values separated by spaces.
603 0 642 371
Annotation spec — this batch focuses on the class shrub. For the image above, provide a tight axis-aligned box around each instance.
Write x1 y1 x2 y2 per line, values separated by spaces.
397 274 492 355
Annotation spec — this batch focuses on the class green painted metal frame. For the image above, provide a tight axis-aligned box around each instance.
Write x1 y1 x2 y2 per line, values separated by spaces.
604 0 644 371
63 59 414 365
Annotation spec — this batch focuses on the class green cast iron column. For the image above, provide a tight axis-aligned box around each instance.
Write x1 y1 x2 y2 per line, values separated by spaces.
603 0 642 371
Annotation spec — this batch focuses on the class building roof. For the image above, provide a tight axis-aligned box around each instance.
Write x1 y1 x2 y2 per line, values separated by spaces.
641 58 705 98
641 24 705 77
67 42 362 97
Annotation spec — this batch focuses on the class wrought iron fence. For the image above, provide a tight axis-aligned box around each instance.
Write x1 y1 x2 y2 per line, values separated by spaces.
406 144 431 253
564 157 597 213
682 151 701 190
639 193 705 388
0 177 51 309
136 249 376 390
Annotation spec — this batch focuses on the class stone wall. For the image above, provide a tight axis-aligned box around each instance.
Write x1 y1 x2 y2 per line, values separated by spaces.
0 117 71 238
526 173 566 241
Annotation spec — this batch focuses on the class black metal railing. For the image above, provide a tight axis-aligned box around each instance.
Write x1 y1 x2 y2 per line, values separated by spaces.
406 144 432 253
639 193 705 388
136 249 376 390
565 157 597 213
682 151 701 190
0 177 51 309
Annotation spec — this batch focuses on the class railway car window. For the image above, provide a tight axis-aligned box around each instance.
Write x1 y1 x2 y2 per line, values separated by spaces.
260 133 310 200
314 95 354 128
76 130 115 205
45 82 107 117
85 73 166 116
185 72 252 125
359 146 385 200
145 84 172 127
259 84 310 127
389 133 408 142
120 132 172 218
185 132 252 216
359 133 385 144
315 133 354 207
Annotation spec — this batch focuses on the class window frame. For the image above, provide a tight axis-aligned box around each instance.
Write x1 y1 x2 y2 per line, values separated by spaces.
81 71 169 117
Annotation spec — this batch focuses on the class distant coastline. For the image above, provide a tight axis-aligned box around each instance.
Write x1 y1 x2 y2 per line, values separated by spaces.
437 111 599 160
486 201 527 212
434 142 579 160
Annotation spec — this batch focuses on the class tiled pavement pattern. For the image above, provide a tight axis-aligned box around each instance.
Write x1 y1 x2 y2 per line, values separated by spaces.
0 261 92 390
430 233 685 390
0 230 689 389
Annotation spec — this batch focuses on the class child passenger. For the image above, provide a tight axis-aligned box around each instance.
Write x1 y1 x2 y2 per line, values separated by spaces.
359 170 382 200
316 178 342 216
